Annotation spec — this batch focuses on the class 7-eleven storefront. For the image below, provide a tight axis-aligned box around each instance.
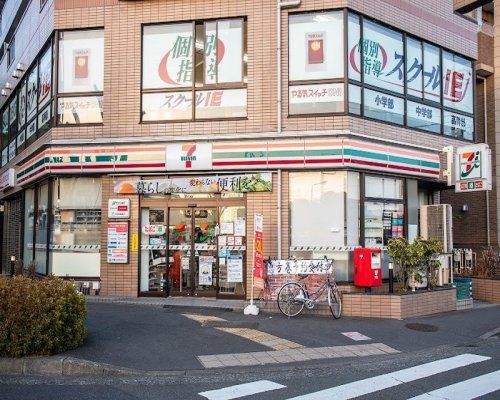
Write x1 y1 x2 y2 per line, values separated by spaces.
12 136 441 299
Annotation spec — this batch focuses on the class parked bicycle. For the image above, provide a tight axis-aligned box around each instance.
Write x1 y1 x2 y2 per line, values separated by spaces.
276 260 342 319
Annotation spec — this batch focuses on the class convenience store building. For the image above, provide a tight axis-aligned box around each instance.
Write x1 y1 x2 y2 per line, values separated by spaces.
0 0 482 300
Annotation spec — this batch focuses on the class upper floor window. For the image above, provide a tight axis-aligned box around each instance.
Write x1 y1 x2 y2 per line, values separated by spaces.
141 18 247 122
288 11 344 115
7 37 15 67
296 10 477 142
57 29 104 124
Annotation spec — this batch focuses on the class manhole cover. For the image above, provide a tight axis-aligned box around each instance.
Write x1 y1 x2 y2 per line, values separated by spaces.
405 323 438 332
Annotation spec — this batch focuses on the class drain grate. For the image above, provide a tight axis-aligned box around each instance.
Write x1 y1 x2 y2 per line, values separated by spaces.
405 323 439 332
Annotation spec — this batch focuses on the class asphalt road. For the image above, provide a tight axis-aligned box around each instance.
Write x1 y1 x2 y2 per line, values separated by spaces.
1 302 499 399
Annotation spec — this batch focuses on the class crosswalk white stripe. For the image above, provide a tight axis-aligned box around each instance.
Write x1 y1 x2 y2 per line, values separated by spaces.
407 369 500 400
199 380 286 400
287 354 490 400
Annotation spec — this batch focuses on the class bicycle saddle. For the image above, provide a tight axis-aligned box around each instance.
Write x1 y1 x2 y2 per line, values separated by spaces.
298 274 308 279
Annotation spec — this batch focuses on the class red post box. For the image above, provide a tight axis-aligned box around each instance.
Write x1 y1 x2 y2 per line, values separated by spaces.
353 248 382 287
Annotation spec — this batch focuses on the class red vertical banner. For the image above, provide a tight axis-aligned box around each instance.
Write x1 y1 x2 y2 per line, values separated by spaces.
253 214 264 289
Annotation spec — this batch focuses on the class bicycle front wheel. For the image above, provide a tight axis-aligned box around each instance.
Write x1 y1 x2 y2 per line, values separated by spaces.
277 282 305 317
328 287 342 319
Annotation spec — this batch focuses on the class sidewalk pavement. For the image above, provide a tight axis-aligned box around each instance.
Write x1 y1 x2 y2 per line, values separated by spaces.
85 295 245 310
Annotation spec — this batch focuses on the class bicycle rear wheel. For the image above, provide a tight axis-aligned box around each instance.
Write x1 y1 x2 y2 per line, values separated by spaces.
328 287 342 319
277 282 305 317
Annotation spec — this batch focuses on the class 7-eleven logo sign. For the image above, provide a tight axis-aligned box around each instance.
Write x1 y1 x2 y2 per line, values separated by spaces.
181 144 197 168
167 143 213 171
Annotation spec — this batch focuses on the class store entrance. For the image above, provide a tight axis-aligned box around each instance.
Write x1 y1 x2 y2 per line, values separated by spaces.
168 207 217 296
140 195 247 299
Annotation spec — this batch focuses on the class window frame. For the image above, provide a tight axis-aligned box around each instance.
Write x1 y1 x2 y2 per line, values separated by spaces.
286 8 476 142
140 17 248 123
346 11 475 142
287 9 347 118
55 27 105 127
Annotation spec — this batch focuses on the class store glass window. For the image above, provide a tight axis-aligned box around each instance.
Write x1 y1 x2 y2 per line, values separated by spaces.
50 178 102 277
57 29 104 124
442 51 473 115
363 88 404 125
23 188 35 266
142 19 247 121
35 182 49 274
362 20 404 94
364 175 404 249
348 84 361 115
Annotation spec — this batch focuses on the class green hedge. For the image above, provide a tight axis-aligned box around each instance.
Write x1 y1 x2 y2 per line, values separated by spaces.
0 276 87 357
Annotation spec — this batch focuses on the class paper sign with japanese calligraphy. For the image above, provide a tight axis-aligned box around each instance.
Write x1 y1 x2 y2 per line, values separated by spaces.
350 19 404 94
114 173 272 194
143 23 194 89
289 83 344 114
455 144 492 193
289 11 344 81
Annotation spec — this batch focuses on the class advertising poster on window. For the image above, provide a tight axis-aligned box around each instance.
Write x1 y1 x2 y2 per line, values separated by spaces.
444 111 474 140
107 222 129 263
349 20 404 94
2 110 8 137
143 23 193 89
364 89 404 123
58 96 103 124
214 19 243 83
199 256 213 285
253 213 265 289
18 81 27 128
406 101 441 133
8 141 16 161
9 95 17 125
38 46 52 108
142 91 192 121
27 65 38 120
289 11 343 81
195 89 247 119
227 255 243 283
58 30 104 93
423 44 441 102
26 119 37 140
442 51 473 114
1 148 7 167
17 130 25 148
289 83 344 114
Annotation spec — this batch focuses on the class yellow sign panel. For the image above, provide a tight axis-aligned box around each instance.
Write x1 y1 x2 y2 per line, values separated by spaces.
131 233 139 252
